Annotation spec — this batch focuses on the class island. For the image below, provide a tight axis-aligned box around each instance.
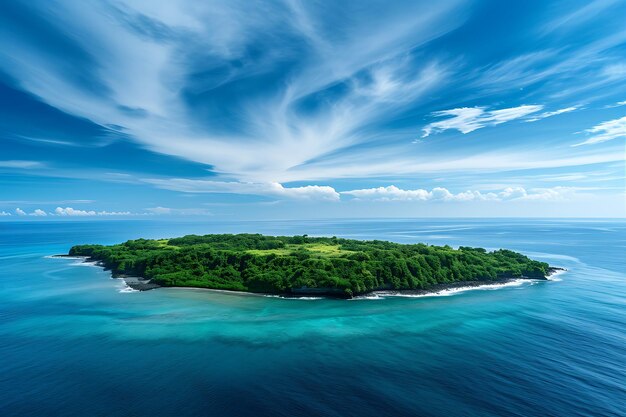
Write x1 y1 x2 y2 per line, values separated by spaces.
65 233 560 298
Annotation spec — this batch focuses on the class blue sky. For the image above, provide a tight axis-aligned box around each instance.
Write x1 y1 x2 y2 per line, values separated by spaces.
0 0 624 219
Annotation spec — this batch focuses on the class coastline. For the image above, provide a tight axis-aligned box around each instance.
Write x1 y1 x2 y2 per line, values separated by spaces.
51 255 564 300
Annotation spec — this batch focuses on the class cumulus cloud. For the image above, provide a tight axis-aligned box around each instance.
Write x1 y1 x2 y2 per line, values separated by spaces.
8 207 133 217
342 185 576 202
342 185 492 201
54 207 131 216
101 210 132 216
55 207 96 216
15 207 49 216
422 105 543 137
144 179 340 201
525 106 580 122
574 116 626 146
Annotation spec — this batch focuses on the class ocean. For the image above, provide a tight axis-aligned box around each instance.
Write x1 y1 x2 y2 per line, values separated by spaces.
0 219 624 416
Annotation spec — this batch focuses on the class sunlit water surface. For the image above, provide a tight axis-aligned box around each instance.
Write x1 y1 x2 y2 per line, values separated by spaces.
1 219 624 416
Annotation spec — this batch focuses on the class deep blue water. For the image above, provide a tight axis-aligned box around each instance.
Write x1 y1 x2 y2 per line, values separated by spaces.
0 219 624 417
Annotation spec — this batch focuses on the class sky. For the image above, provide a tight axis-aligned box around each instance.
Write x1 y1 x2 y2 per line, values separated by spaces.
0 0 624 220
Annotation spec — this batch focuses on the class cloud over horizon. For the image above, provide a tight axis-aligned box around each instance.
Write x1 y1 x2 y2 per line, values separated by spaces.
144 179 341 201
341 185 579 202
0 0 624 217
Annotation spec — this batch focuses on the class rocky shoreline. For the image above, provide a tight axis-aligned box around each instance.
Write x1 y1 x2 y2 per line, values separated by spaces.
51 255 160 291
52 255 564 299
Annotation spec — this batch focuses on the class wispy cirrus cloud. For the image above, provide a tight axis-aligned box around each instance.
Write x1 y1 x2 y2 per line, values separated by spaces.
525 106 581 122
540 0 621 34
0 199 95 205
0 0 466 182
421 105 543 137
0 0 625 218
0 160 44 169
574 116 626 146
604 100 626 108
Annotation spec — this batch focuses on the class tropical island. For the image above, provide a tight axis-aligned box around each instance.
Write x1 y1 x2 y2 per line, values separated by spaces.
66 233 559 298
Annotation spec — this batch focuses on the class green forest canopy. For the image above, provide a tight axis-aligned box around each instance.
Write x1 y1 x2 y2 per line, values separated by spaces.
69 234 552 297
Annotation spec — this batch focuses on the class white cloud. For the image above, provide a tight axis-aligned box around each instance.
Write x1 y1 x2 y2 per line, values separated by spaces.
518 186 578 201
541 0 620 34
0 199 96 205
422 105 543 137
144 179 340 201
605 100 626 108
525 106 580 122
15 207 51 216
0 160 44 169
145 207 212 216
54 207 131 216
0 0 620 192
342 185 577 202
342 185 493 201
98 211 131 216
269 184 340 201
601 63 626 78
473 24 626 99
55 207 95 216
146 206 172 215
574 116 626 146
273 146 624 182
9 207 133 217
0 1 467 183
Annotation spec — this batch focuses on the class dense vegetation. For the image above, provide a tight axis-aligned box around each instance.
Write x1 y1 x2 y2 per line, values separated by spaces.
69 234 552 297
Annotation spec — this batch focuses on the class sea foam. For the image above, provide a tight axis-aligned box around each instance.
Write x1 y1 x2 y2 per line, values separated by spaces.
362 279 534 299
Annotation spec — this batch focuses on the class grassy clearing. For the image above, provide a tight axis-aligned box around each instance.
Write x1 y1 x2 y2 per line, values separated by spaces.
246 243 351 257
301 244 346 255
245 248 293 256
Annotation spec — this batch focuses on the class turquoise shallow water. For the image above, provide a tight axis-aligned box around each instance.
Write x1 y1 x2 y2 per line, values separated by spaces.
1 219 625 416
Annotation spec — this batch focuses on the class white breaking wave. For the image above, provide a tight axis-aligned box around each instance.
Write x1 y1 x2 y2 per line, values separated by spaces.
264 295 324 300
546 269 566 282
365 279 534 299
117 278 139 293
70 261 99 267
